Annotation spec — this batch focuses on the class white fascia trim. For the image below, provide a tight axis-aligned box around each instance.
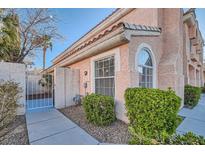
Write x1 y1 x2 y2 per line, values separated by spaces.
56 29 126 68
135 43 157 88
90 48 120 94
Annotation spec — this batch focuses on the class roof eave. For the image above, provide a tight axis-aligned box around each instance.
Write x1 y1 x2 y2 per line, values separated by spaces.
45 27 161 72
183 13 195 26
52 9 134 64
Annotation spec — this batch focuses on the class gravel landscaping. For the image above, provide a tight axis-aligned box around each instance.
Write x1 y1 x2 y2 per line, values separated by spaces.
60 105 130 144
0 115 29 145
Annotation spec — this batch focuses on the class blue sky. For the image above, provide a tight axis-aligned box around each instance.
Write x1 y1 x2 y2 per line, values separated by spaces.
34 8 115 68
33 8 205 68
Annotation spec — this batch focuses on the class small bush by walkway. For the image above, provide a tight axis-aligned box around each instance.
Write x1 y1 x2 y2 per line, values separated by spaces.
201 85 205 94
83 94 116 126
60 105 130 144
184 85 201 108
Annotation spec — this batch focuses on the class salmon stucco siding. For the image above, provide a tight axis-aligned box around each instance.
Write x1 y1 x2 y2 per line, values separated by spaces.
68 45 130 121
46 8 204 123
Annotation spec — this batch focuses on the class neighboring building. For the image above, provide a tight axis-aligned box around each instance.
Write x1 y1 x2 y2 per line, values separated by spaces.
46 8 204 122
183 9 204 87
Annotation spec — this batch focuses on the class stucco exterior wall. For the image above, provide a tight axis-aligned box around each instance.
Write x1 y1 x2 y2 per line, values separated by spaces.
128 36 162 88
69 58 91 95
51 8 204 123
106 9 159 30
0 62 26 115
127 9 185 104
89 9 160 43
67 45 130 122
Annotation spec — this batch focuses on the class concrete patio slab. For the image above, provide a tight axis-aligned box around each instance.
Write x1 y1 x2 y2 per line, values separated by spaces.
26 108 99 145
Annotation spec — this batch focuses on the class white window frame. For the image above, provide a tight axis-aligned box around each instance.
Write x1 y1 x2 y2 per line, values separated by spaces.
90 48 120 97
94 56 115 96
135 43 157 88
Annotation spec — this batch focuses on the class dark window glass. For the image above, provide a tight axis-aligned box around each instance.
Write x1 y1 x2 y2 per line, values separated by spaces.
138 48 153 88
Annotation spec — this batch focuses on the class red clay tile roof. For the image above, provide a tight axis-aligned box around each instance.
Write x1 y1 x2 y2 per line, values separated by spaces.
56 22 161 62
123 22 161 32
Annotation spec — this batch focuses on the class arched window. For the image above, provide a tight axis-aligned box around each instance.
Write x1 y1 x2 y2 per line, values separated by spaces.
137 48 153 88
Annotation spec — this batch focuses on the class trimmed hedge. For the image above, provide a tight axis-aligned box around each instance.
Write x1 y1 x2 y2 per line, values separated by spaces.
125 88 181 144
201 85 205 94
82 93 116 126
184 85 201 108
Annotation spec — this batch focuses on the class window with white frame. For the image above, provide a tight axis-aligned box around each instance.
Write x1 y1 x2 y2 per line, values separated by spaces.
94 56 115 97
137 48 153 88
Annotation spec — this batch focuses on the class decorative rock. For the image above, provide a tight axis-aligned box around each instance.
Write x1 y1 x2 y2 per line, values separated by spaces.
60 105 130 144
0 115 29 145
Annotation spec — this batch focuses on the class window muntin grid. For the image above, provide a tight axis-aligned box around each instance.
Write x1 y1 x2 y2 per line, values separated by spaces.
138 48 153 88
94 56 115 97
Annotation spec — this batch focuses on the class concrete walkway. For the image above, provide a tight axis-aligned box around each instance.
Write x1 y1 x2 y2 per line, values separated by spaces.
177 94 205 137
26 108 99 145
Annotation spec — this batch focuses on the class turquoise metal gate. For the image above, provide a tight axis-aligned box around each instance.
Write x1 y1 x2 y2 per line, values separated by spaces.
26 70 54 111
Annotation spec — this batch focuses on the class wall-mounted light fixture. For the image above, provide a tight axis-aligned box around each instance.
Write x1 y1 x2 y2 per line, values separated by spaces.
84 71 88 76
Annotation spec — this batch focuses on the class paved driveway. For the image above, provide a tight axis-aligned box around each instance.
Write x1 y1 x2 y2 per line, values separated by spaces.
177 94 205 137
26 108 99 145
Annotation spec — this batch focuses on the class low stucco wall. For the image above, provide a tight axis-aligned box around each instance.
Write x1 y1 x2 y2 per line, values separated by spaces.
0 62 26 115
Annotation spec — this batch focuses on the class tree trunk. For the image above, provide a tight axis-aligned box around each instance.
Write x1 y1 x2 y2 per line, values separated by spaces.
43 48 46 70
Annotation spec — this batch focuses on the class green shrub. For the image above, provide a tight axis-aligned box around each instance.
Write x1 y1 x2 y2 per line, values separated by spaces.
166 132 205 145
201 85 205 93
0 81 22 138
184 85 201 108
125 88 181 144
82 93 116 126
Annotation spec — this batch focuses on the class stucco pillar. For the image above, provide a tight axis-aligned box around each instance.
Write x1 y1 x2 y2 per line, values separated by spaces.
158 9 184 106
54 67 66 108
54 67 80 109
114 45 131 123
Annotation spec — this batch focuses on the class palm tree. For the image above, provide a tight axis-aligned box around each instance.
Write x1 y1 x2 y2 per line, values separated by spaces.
41 35 52 70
